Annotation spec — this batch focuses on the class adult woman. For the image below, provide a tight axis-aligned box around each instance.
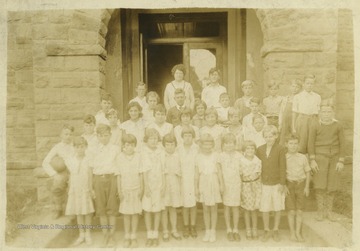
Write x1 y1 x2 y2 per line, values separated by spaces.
164 64 195 111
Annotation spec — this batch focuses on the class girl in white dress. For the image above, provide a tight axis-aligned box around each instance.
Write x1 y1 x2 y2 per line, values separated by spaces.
146 104 173 140
195 134 224 243
200 107 226 151
120 102 145 151
141 128 165 247
65 137 95 246
161 134 182 241
116 134 142 248
218 133 242 241
240 140 262 240
178 126 199 239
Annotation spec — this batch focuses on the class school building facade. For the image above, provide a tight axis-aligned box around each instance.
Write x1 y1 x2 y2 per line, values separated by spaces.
6 9 354 198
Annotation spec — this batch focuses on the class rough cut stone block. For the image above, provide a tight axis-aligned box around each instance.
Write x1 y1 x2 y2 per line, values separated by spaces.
34 88 62 104
71 12 101 32
264 53 303 69
62 56 101 72
16 24 32 44
13 136 36 148
15 70 33 84
7 49 33 70
51 77 83 88
60 87 99 103
337 71 354 83
31 11 49 23
50 111 85 120
261 40 322 57
264 25 300 41
7 152 37 162
16 112 35 127
32 24 70 40
299 15 337 35
48 10 73 24
36 137 59 153
35 121 67 137
7 97 25 110
36 108 50 120
45 43 106 58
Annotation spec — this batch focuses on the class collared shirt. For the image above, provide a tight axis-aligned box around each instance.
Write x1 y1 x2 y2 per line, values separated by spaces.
89 142 120 175
129 96 148 110
292 90 321 115
263 95 284 116
201 84 227 108
242 113 268 131
216 106 230 122
286 153 311 181
42 142 75 176
164 81 195 110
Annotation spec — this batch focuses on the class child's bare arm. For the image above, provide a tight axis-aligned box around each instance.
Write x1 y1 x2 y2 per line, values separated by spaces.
216 163 224 194
194 165 200 199
143 171 151 197
116 174 123 199
304 171 310 197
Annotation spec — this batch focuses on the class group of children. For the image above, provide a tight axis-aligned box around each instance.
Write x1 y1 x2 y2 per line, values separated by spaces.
42 67 346 248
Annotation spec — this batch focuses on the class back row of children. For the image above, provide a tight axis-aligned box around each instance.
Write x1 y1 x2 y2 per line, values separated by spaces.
42 66 346 247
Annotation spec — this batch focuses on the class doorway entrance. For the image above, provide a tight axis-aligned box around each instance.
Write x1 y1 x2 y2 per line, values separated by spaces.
140 12 227 101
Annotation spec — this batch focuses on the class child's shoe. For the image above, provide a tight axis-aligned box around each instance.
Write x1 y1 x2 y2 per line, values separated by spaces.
107 234 116 247
273 230 281 242
171 231 182 240
183 225 190 238
202 230 211 242
190 225 198 238
162 231 170 242
233 231 241 242
246 229 252 240
130 239 138 248
295 232 305 242
209 230 216 243
123 239 131 248
145 238 152 247
226 231 234 241
152 238 159 247
261 230 272 242
85 232 92 245
252 228 258 240
100 233 109 248
73 232 85 246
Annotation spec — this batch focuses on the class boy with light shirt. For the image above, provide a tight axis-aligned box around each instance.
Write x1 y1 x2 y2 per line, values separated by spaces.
89 124 120 247
201 68 227 108
284 134 310 242
263 80 284 127
42 125 75 219
95 92 113 126
81 114 98 151
242 97 268 132
234 80 256 120
292 74 321 153
129 81 148 110
216 92 231 125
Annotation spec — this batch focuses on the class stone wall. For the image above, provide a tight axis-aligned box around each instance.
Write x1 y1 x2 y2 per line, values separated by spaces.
336 9 354 156
7 12 37 186
257 9 338 102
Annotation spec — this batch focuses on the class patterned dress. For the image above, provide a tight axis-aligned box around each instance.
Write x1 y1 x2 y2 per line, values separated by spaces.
218 151 242 207
240 155 262 210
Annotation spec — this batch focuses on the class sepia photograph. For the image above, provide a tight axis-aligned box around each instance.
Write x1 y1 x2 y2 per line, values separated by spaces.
1 0 359 250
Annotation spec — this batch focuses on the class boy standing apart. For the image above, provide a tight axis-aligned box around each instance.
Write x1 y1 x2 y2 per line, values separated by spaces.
42 125 75 219
242 97 267 132
201 68 227 108
234 80 255 120
95 92 113 126
89 124 120 247
285 134 310 242
129 82 148 110
308 104 345 222
256 125 286 242
292 74 321 153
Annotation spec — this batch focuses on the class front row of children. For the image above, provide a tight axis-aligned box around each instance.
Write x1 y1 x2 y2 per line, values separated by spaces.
52 120 319 248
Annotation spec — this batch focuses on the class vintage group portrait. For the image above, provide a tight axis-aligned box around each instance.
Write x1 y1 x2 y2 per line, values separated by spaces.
2 0 358 250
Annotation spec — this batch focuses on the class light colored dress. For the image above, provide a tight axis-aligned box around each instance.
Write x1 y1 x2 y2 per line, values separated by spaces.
120 119 145 151
200 125 225 152
140 146 165 212
178 144 198 207
147 122 173 140
240 155 262 211
196 152 222 206
225 125 244 152
116 152 142 215
65 155 95 215
218 151 242 207
163 151 182 208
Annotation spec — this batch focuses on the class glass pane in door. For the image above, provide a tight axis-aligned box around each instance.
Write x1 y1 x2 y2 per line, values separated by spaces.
189 48 216 91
